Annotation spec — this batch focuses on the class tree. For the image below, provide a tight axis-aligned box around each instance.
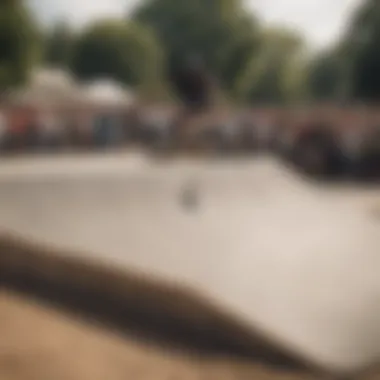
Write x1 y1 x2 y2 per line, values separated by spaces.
219 14 261 94
70 19 165 93
343 0 380 101
306 48 346 101
132 0 260 95
44 20 75 69
234 27 306 103
0 0 41 93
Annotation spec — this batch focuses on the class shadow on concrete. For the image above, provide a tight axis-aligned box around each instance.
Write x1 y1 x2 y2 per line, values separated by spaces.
0 232 316 375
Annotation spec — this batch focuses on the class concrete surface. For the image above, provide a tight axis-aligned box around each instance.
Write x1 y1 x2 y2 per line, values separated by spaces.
0 152 379 376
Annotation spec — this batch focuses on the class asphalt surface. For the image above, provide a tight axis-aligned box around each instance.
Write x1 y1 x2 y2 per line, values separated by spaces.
0 152 379 376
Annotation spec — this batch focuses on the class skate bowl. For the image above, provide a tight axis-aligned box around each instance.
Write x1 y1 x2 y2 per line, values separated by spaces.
0 154 379 379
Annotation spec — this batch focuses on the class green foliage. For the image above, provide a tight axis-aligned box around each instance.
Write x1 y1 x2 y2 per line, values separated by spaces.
131 0 380 103
70 19 165 92
234 27 306 103
11 0 380 105
343 0 380 101
44 21 75 68
0 0 41 92
132 0 260 94
306 48 346 101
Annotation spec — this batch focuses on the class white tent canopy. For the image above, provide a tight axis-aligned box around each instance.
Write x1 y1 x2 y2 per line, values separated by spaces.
80 79 135 108
9 70 135 109
9 68 82 107
30 68 75 91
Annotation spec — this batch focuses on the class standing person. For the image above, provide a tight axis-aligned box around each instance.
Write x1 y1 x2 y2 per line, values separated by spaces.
0 107 7 151
8 106 29 151
38 108 54 149
77 110 94 149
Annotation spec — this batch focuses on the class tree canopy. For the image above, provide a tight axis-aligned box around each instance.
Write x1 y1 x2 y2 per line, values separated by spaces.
5 0 380 104
132 0 260 95
44 20 75 69
70 19 165 93
234 27 307 103
306 47 346 101
343 0 380 101
0 0 41 93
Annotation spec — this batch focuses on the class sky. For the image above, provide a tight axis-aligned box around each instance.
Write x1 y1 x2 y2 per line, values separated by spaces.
27 0 363 48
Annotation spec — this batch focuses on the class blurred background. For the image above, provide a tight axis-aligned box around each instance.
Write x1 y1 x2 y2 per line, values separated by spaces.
1 2 380 380
0 0 380 153
1 0 377 103
0 0 378 182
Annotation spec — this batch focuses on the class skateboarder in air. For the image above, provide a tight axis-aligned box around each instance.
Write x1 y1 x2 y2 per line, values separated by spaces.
170 54 214 141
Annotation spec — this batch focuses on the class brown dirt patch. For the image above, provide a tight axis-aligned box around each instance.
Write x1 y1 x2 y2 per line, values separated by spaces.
0 233 380 380
0 290 316 380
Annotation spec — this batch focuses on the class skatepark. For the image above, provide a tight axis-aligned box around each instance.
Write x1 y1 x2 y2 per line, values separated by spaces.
0 151 380 380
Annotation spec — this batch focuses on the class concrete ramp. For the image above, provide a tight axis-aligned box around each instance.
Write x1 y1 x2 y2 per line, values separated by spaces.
0 155 379 378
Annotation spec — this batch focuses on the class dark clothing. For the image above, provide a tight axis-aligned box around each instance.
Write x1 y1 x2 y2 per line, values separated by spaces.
171 66 212 111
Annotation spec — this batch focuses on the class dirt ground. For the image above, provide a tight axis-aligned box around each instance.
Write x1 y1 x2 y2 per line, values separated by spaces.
1 290 380 380
0 290 318 380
